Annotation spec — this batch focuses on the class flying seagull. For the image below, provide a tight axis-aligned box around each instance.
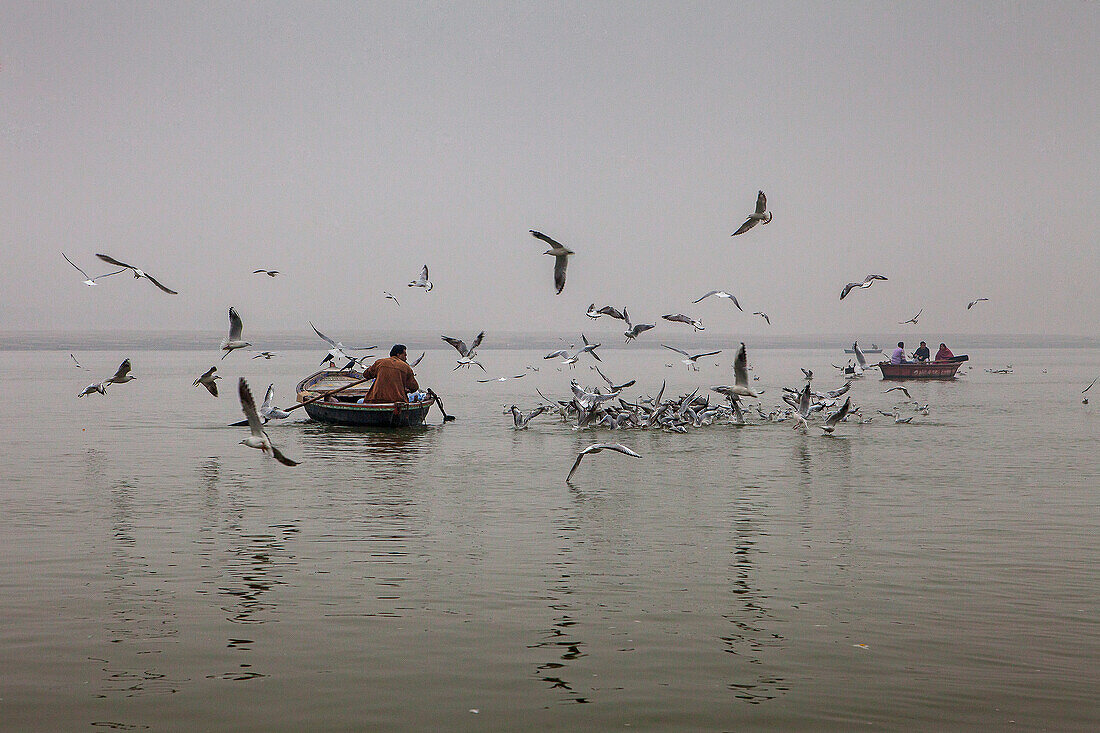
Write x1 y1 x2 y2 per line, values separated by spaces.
259 384 292 421
885 386 911 400
821 396 852 434
692 290 742 310
477 374 527 383
252 351 277 359
237 378 298 466
221 307 252 359
731 190 772 236
193 366 221 397
408 265 433 291
578 334 602 361
661 344 721 371
753 311 771 324
662 313 705 331
967 298 989 310
78 381 107 398
899 308 923 325
595 365 636 392
442 331 486 370
62 252 126 286
585 303 602 319
383 291 400 306
622 309 655 342
94 254 178 294
596 305 628 321
566 443 642 483
732 342 759 398
253 269 279 277
310 322 377 367
70 353 88 370
840 274 888 300
1084 376 1098 394
529 230 574 295
104 358 136 386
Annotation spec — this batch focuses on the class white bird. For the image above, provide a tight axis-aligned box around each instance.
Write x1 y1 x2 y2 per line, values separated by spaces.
478 374 527 383
801 368 813 381
885 386 911 400
259 383 292 420
753 311 771 325
510 405 546 429
661 344 721 371
78 382 106 398
193 366 221 397
595 365 636 392
692 290 743 311
732 342 759 398
585 303 602 319
408 265 433 291
529 230 574 295
62 252 126 286
442 331 486 371
622 309 655 342
566 443 641 483
1083 376 1098 394
662 313 704 331
596 305 628 321
893 411 914 424
94 253 178 294
410 353 425 367
252 351 277 359
821 396 852 434
731 190 772 236
840 274 888 300
238 378 298 465
967 298 988 310
310 322 377 366
70 353 88 370
221 307 252 359
899 308 923 325
578 334 602 361
103 358 136 385
253 269 280 277
383 291 400 306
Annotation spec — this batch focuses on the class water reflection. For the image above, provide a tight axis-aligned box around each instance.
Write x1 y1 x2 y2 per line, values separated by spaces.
298 422 437 478
720 503 789 704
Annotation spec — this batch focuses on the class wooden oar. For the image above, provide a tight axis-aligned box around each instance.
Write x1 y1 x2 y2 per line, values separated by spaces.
283 375 374 413
426 388 456 422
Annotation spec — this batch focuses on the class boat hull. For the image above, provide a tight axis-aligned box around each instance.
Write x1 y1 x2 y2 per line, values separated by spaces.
877 361 962 380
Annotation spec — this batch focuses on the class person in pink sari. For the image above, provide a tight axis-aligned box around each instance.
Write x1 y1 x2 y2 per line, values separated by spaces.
934 343 954 361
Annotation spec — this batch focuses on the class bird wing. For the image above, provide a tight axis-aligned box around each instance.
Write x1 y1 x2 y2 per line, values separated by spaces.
914 308 923 319
865 274 888 282
731 217 757 236
553 254 568 294
70 353 86 369
468 331 485 354
690 350 722 360
529 230 565 249
825 397 851 427
798 384 812 417
418 265 429 282
109 359 132 381
261 383 275 413
410 353 425 367
661 344 689 357
204 380 219 397
269 444 300 466
95 253 134 270
601 443 641 459
853 342 867 367
594 365 613 387
62 252 92 280
142 271 178 294
545 349 568 359
634 323 654 334
228 307 244 340
310 322 338 348
755 190 767 215
662 314 689 323
734 343 750 386
1083 376 1098 393
566 452 587 482
840 282 859 300
597 306 625 320
238 378 266 437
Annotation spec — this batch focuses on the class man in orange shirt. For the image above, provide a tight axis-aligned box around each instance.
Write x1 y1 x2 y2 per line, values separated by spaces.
361 344 420 403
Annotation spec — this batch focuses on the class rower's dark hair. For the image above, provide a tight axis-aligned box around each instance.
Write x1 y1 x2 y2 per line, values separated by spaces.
390 344 406 357
898 341 904 347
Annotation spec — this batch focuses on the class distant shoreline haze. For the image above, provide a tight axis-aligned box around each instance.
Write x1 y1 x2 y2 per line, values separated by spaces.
2 330 1097 352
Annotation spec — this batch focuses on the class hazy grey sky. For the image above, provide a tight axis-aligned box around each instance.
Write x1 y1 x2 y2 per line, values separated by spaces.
2 1 1097 340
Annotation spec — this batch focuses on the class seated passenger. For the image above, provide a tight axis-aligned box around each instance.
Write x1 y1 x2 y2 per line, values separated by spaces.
913 341 930 362
935 343 954 361
890 342 906 365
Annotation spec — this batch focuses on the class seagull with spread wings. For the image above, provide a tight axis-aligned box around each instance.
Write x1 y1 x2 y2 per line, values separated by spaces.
566 443 641 483
661 344 721 371
899 308 923 325
529 230 574 295
840 274 888 300
193 366 221 397
237 378 299 466
408 265 433 291
310 321 377 367
967 298 988 310
662 313 705 331
442 331 486 370
221 307 252 359
731 190 772 236
94 253 178 294
63 252 126 286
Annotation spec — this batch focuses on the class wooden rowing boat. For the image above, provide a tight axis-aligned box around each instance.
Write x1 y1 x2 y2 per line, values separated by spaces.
877 356 967 380
295 369 435 427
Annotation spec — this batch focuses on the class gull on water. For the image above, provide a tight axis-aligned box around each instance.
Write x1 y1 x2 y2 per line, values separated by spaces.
62 252 126 286
692 290 743 311
529 230 574 295
237 378 298 466
899 308 923 325
221 307 252 359
442 331 486 371
662 313 704 331
731 190 772 236
253 269 279 277
408 265 433 291
839 274 888 300
566 443 641 483
193 366 221 397
753 311 771 325
661 344 721 371
95 253 178 294
967 298 989 310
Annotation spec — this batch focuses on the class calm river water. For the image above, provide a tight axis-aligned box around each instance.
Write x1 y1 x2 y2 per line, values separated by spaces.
1 345 1097 731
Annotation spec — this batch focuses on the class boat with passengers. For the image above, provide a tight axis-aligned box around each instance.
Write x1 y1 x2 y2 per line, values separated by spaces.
295 369 436 426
